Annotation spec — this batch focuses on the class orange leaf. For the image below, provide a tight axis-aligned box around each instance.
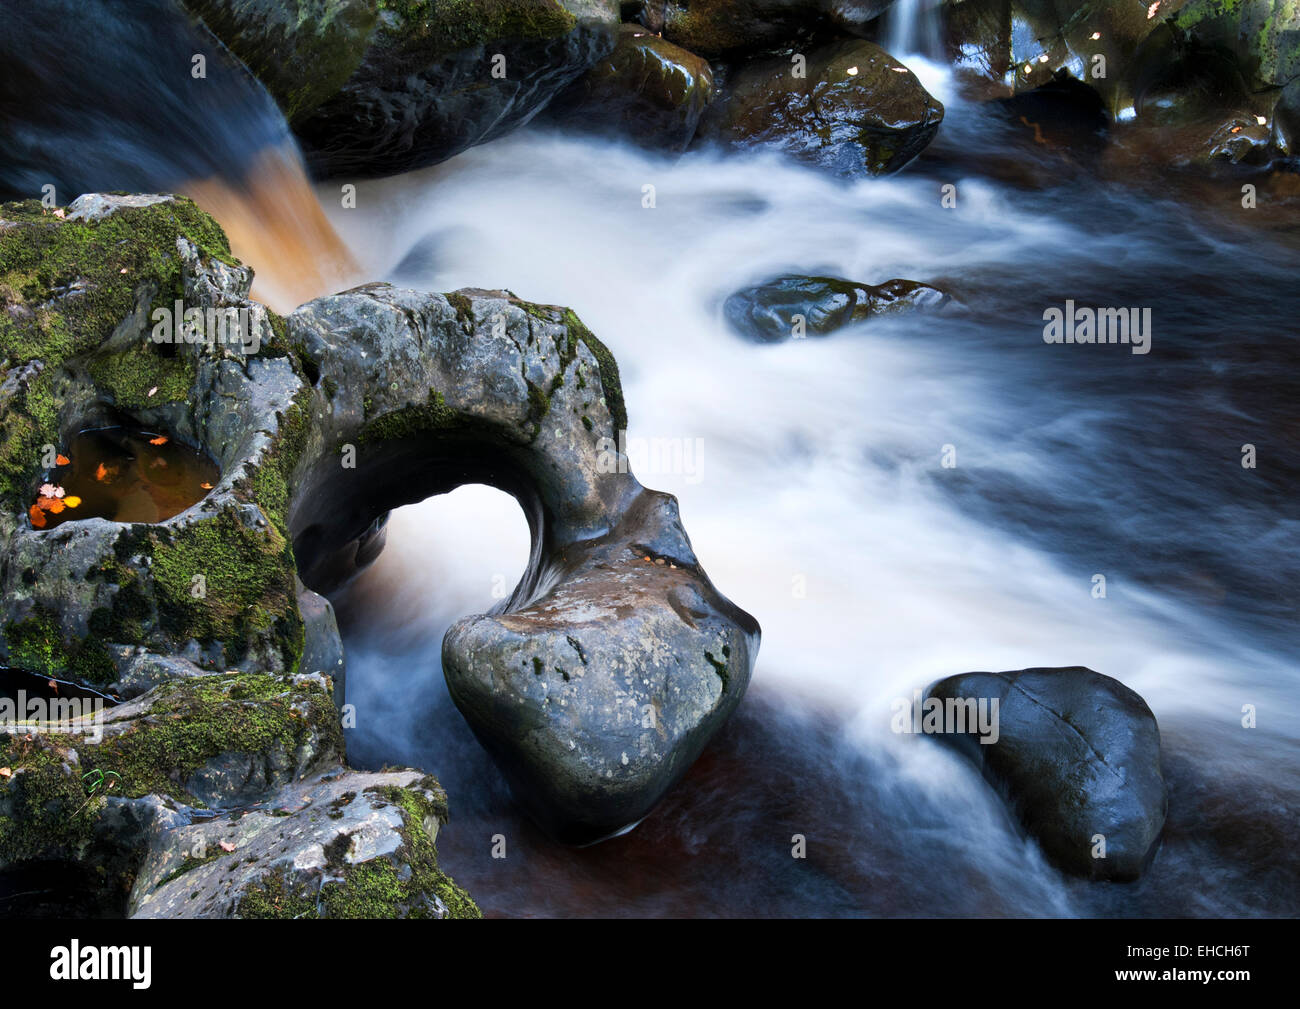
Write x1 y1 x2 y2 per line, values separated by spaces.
0 767 11 779
46 498 65 514
200 482 213 490
48 679 58 694
149 435 168 446
55 454 70 466
36 495 59 511
28 505 46 528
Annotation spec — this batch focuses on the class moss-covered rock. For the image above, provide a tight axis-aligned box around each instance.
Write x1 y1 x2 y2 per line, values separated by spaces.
294 0 618 177
130 767 480 918
181 0 380 123
0 194 312 683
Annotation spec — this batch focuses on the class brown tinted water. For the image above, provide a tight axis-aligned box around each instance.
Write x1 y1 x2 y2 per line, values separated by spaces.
30 427 219 529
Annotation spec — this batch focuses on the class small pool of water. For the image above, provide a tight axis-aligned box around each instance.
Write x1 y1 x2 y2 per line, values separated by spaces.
30 427 219 529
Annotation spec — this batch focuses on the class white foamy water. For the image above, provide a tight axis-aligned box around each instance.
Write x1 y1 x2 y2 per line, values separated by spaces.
321 108 1299 916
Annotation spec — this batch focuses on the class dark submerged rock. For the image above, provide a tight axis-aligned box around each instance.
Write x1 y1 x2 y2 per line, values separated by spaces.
697 39 944 176
724 274 950 342
925 666 1167 881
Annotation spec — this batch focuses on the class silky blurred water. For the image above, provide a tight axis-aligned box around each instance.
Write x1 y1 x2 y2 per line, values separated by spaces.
326 76 1300 917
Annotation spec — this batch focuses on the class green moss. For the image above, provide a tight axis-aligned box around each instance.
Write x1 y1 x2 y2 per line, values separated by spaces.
4 605 116 684
445 291 474 322
0 739 103 865
243 387 314 541
0 196 237 511
86 342 196 410
562 308 626 433
236 865 320 919
704 649 729 690
233 778 478 919
380 0 577 55
358 387 468 443
78 672 343 806
150 506 302 670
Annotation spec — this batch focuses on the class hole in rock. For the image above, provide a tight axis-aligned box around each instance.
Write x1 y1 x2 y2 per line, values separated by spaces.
331 485 530 776
30 426 219 529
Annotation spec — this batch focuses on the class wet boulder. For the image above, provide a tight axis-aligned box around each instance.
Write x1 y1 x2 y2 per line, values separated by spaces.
697 39 944 176
638 1 897 56
293 0 620 178
545 23 716 151
925 666 1167 881
724 274 949 342
180 0 379 123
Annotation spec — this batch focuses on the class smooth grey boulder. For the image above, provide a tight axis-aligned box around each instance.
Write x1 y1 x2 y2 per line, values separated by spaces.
925 666 1167 881
286 284 761 844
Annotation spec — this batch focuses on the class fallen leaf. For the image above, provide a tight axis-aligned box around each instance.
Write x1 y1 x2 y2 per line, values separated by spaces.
56 454 70 466
64 495 81 508
47 679 58 694
218 840 236 852
147 386 158 397
0 767 10 779
39 482 60 498
45 498 66 514
151 457 167 468
200 482 213 490
95 462 111 482
52 208 65 219
28 505 45 528
149 435 168 446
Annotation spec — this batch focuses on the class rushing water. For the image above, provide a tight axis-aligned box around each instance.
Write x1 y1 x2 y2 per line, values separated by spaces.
323 61 1300 917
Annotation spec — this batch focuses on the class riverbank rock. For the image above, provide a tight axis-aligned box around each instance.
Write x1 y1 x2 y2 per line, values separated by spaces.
0 195 313 684
130 766 478 918
925 666 1167 881
545 23 716 151
725 275 950 341
293 0 620 177
638 1 897 56
946 0 1296 157
697 39 944 176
